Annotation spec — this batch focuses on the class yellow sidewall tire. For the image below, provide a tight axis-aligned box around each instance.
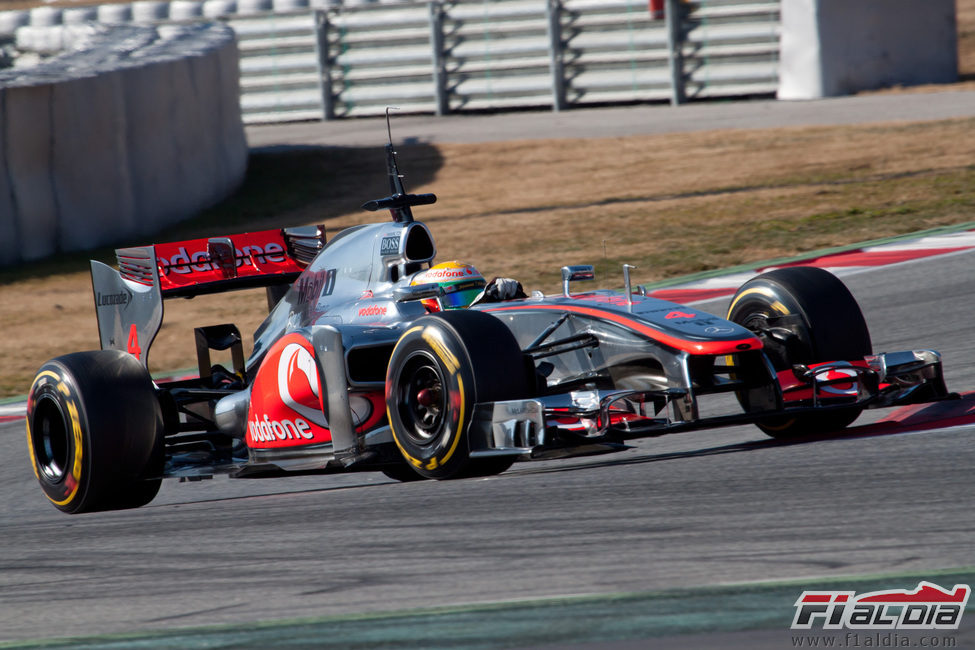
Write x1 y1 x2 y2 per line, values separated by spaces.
26 351 163 514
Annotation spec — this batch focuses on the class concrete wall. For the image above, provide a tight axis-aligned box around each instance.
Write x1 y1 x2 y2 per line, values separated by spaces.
0 22 247 266
779 0 958 100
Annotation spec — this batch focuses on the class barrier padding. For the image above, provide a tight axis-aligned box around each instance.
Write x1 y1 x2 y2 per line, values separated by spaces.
779 0 957 99
0 22 247 266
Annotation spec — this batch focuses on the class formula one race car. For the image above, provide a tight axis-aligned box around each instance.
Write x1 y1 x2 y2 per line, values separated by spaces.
26 133 952 514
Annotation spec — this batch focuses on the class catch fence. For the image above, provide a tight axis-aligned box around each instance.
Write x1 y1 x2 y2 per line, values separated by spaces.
226 0 780 123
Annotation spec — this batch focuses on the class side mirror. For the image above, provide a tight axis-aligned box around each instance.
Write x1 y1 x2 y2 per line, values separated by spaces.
561 265 595 297
394 282 441 302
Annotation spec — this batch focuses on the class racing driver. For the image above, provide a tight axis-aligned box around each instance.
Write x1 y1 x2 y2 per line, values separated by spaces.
411 261 527 312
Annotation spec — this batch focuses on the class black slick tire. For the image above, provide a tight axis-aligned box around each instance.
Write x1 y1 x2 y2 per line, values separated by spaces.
385 310 528 480
26 350 164 513
727 266 872 438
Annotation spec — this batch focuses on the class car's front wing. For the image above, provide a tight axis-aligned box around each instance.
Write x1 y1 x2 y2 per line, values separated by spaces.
467 349 951 458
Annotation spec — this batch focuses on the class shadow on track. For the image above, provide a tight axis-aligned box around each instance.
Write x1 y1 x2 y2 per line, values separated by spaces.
137 392 975 508
508 391 975 478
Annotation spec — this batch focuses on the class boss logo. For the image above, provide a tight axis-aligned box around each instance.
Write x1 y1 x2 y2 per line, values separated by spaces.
380 236 400 256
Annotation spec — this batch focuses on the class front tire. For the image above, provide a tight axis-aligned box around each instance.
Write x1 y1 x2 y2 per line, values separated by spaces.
27 350 163 513
385 310 528 480
727 266 872 438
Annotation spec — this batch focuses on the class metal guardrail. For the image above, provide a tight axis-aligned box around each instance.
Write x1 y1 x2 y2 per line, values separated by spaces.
680 0 780 100
229 0 780 124
227 10 324 124
325 2 438 118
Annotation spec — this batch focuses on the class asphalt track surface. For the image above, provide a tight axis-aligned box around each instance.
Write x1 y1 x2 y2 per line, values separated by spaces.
2 249 974 648
3 93 975 647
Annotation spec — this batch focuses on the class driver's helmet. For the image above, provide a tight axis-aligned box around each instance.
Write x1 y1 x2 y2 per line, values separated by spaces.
411 261 486 312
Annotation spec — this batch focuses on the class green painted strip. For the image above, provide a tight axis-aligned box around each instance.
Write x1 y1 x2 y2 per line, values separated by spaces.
4 568 973 649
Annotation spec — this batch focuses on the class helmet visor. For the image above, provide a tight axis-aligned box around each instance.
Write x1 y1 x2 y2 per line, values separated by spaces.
440 280 485 309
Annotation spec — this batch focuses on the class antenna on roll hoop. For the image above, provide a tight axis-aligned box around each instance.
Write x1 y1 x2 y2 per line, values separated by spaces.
385 108 404 196
360 107 437 223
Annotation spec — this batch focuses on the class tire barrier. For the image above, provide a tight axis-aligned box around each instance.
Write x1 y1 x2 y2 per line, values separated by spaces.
0 22 246 266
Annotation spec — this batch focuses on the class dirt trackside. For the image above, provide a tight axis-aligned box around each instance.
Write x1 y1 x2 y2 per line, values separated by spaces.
1 117 974 397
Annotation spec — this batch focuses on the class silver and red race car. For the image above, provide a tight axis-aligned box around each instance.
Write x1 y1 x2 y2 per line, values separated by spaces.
26 135 952 513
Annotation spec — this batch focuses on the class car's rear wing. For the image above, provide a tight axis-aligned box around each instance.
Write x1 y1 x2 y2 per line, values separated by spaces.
90 226 325 368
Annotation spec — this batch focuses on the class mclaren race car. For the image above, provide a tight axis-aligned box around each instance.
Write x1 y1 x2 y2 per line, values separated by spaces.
26 135 952 514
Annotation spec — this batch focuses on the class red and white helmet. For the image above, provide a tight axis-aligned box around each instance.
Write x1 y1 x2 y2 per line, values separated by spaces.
411 261 486 312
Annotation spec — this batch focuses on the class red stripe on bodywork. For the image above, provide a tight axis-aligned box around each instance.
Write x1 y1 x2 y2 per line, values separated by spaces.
650 287 738 303
484 304 761 355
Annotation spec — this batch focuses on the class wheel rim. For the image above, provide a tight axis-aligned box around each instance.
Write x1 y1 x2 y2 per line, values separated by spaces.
733 300 810 371
31 394 70 483
396 351 447 445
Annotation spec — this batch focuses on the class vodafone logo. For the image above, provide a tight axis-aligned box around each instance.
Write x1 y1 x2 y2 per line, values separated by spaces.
159 243 286 275
277 343 328 427
424 269 468 279
249 414 313 442
358 305 387 317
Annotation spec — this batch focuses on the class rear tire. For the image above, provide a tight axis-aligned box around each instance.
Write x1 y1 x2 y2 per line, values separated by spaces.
27 350 163 513
385 310 526 479
727 266 871 438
